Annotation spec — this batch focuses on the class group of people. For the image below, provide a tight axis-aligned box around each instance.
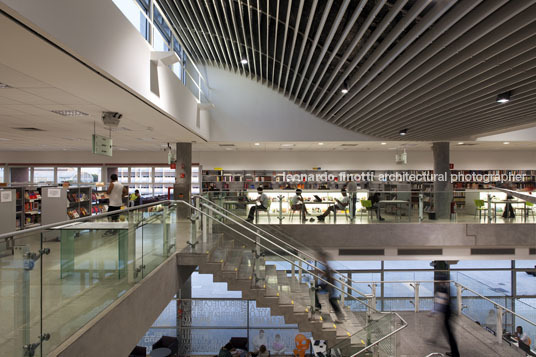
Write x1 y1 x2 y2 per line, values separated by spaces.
246 183 385 223
218 331 286 357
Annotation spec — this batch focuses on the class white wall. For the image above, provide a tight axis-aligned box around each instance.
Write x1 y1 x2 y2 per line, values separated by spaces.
2 150 535 170
0 151 168 165
0 0 208 139
194 150 536 170
204 66 378 142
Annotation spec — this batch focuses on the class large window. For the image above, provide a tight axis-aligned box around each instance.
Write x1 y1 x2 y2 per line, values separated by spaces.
118 167 129 183
112 0 149 41
80 167 102 183
57 167 78 184
0 167 3 183
154 167 175 183
33 167 54 184
131 167 152 183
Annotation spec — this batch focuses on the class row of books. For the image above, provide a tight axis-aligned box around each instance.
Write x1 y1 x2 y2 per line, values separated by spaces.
92 192 109 200
67 192 89 203
67 207 90 219
92 204 109 214
24 202 40 212
24 191 41 200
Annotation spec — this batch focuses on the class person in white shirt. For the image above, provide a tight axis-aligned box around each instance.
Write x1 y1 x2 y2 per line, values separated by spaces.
107 174 127 221
246 187 269 223
290 189 313 222
316 188 349 222
514 325 531 345
346 181 358 219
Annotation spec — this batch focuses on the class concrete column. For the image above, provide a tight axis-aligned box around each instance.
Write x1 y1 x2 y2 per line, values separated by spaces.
174 143 192 218
432 142 452 220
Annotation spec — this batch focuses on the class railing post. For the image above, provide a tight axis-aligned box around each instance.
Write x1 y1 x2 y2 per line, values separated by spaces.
195 196 200 234
413 282 420 313
456 283 463 315
496 306 503 344
419 193 423 222
277 195 284 224
370 283 377 309
487 193 492 222
202 210 208 243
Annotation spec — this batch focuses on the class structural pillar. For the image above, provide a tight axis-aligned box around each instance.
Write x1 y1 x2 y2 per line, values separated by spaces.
432 142 452 220
174 143 192 219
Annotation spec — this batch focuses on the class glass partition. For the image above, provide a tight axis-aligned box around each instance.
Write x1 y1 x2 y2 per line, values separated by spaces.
0 200 179 355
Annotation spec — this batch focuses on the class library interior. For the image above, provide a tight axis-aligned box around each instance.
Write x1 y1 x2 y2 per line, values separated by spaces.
0 1 536 357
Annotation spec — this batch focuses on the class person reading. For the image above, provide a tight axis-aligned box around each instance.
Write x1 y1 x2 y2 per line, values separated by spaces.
316 188 349 222
290 189 313 222
246 187 270 223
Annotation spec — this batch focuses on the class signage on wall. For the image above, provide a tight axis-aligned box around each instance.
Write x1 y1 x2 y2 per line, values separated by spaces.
47 188 61 198
449 163 454 169
92 134 112 157
0 190 12 203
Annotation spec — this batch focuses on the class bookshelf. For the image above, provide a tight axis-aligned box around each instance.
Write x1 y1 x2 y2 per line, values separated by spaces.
91 188 109 215
201 169 536 192
66 187 92 219
23 186 42 228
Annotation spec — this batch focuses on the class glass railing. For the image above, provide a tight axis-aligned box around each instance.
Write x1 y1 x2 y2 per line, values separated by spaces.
327 312 404 356
331 278 536 352
0 201 179 356
200 189 536 224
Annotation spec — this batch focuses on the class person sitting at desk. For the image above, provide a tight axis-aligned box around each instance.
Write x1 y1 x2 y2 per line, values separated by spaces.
502 193 516 219
370 191 385 221
316 188 349 222
514 325 531 345
246 187 270 223
290 189 313 222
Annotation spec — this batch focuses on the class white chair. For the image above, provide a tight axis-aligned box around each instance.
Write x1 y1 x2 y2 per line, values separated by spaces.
254 200 271 224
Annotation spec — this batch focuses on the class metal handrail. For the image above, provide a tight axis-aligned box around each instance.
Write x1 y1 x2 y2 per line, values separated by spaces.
195 194 370 297
0 200 174 241
351 313 408 357
199 203 375 308
336 279 536 328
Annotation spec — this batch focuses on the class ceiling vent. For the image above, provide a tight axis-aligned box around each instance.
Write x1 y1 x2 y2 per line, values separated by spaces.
51 109 88 117
457 143 477 146
218 144 235 147
0 83 10 88
340 144 358 147
13 127 45 131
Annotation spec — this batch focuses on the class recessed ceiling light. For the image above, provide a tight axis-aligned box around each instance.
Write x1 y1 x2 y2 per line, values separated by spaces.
318 142 324 145
240 59 248 64
496 91 511 103
281 143 294 147
341 80 349 94
381 142 387 145
503 141 510 145
341 88 348 94
218 144 235 147
399 129 408 136
254 142 260 146
457 142 464 145
51 109 88 117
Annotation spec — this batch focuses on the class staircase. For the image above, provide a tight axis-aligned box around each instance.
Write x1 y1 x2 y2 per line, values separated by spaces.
178 233 385 351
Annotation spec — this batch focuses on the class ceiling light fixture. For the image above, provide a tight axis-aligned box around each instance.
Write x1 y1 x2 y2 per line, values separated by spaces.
341 81 349 94
503 141 510 145
51 109 88 117
399 129 408 136
457 142 464 145
281 143 294 147
0 83 10 89
318 142 324 145
254 142 260 146
240 59 248 64
381 142 387 145
496 91 511 103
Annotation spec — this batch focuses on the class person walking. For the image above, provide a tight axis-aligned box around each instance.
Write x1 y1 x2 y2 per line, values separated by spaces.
436 281 460 357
